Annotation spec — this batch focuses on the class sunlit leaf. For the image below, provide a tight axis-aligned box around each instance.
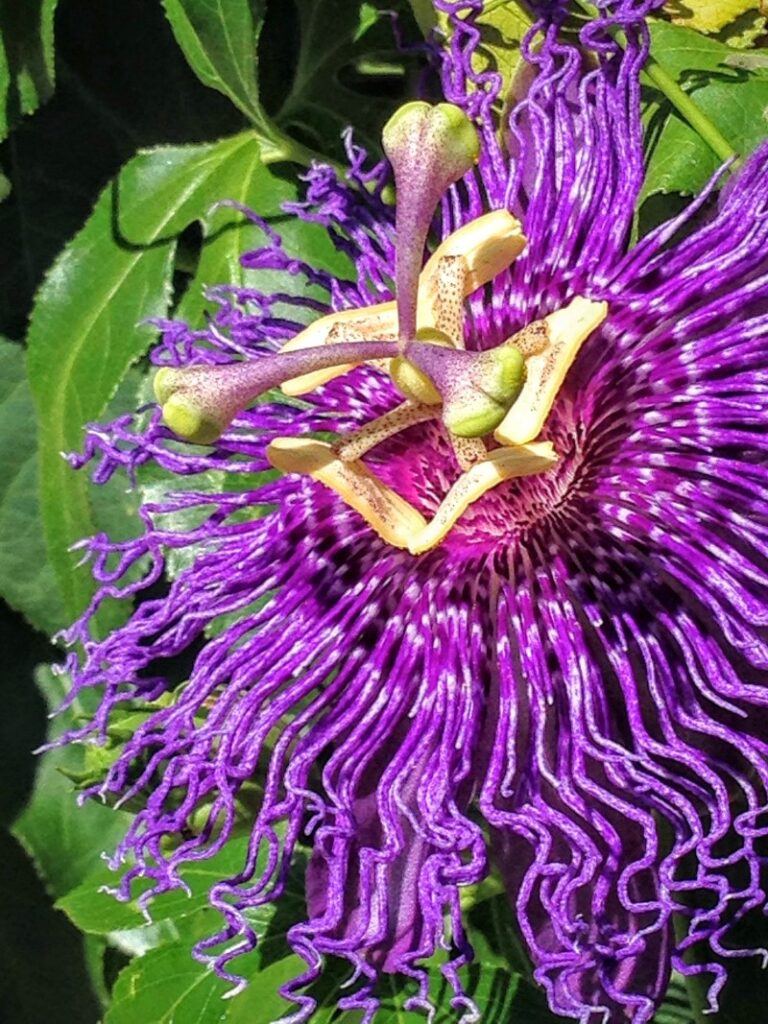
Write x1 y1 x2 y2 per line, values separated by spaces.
716 9 767 48
12 666 133 897
25 185 172 629
437 0 534 114
25 132 309 628
648 20 744 77
641 22 768 201
97 837 309 1023
662 0 759 35
223 954 308 1023
0 338 65 633
105 941 231 1024
58 836 253 937
169 138 351 325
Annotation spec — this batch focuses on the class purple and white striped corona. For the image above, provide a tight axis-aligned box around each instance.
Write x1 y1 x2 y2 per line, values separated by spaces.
63 1 768 1020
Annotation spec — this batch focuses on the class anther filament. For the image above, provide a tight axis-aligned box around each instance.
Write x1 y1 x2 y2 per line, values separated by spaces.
155 103 607 553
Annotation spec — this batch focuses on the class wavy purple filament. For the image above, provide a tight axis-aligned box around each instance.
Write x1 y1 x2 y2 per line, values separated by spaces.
61 1 768 1022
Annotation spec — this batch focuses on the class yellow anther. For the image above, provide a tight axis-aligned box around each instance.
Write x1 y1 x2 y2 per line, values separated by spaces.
279 303 398 396
421 210 527 295
277 211 527 397
265 437 426 549
449 433 487 471
408 442 558 555
422 254 466 345
494 297 608 447
267 438 556 555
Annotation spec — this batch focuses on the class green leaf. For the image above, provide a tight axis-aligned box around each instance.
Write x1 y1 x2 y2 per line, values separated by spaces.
25 193 172 629
0 343 143 636
58 827 304 953
12 665 133 897
649 21 737 79
463 894 570 1024
302 959 527 1024
661 0 759 35
167 137 351 325
222 953 308 1023
295 892 566 1024
0 0 57 141
83 934 113 1011
654 974 694 1024
96 837 308 1023
717 10 767 48
465 891 532 976
105 941 231 1024
58 835 253 937
0 338 65 633
641 22 768 201
407 0 438 35
161 0 266 126
276 0 419 156
24 132 284 628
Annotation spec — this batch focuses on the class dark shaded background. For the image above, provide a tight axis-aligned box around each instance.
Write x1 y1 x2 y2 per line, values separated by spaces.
0 4 245 1018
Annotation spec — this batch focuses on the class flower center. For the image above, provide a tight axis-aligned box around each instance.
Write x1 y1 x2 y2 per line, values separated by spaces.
153 103 608 554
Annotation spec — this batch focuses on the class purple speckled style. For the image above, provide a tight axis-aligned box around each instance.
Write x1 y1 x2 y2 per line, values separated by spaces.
63 0 768 1020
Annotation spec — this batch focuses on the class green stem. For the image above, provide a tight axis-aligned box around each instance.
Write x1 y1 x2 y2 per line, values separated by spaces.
642 59 736 164
255 123 394 203
254 123 347 177
573 0 737 165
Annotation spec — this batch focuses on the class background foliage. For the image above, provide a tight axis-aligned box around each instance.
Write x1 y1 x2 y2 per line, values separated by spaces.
2 1 768 1021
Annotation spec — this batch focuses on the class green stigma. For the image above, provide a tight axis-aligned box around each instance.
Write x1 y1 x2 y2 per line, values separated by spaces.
381 101 480 344
445 346 527 438
153 368 228 444
477 345 527 407
382 101 480 177
161 393 225 445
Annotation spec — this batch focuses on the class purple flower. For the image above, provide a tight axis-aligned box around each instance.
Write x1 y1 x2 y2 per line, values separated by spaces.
63 0 768 1021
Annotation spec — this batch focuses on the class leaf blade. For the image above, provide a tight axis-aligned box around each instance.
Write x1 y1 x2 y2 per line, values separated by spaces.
24 133 284 626
642 22 768 201
0 338 65 633
25 181 174 625
161 0 265 125
0 0 58 141
104 941 230 1024
12 666 133 897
